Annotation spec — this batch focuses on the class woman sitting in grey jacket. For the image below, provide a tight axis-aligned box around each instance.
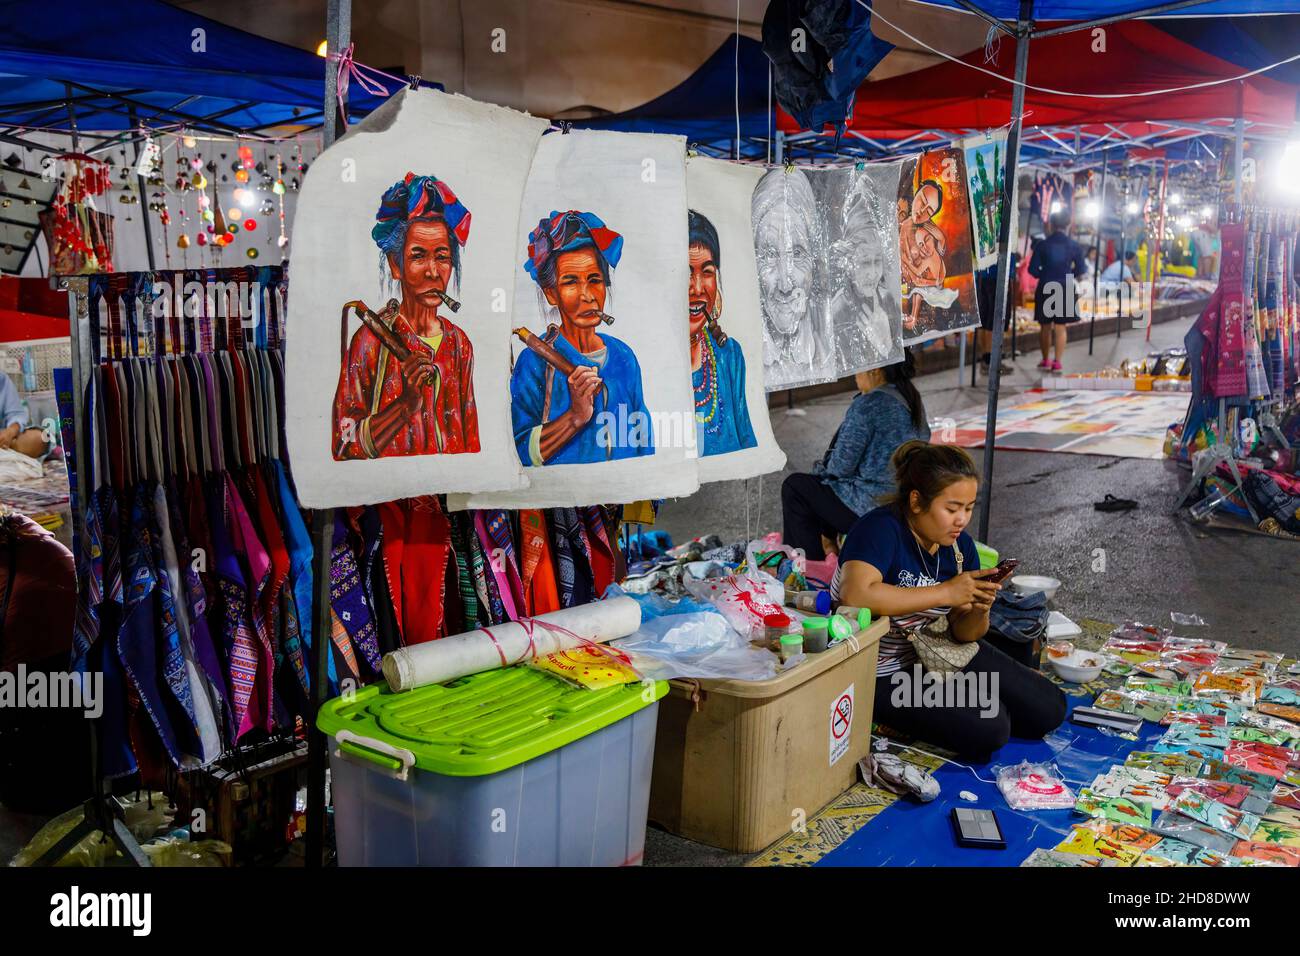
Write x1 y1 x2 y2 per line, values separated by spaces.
782 352 930 560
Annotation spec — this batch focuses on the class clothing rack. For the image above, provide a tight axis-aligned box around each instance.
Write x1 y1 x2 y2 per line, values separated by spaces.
46 265 292 866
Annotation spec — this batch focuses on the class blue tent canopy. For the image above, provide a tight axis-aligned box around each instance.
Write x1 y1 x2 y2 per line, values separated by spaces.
914 0 1300 18
1157 15 1300 84
0 0 402 134
576 35 775 158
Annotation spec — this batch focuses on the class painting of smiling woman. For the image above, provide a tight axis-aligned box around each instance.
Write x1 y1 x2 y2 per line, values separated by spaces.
688 209 756 457
332 172 478 460
510 210 652 466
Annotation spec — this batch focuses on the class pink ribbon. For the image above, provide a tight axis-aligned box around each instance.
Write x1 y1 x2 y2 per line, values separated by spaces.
332 43 401 126
479 616 638 676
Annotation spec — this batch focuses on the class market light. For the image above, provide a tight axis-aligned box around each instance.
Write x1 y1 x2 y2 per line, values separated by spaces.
1084 201 1099 219
1049 200 1062 214
1278 141 1300 195
1169 193 1181 206
1126 201 1139 214
316 40 328 57
1201 205 1214 218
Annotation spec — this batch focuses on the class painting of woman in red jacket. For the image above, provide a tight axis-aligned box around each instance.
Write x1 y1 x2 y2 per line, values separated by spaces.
332 172 479 459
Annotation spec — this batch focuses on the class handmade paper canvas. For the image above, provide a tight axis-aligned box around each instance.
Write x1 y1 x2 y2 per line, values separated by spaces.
963 132 1007 270
752 166 835 390
285 89 545 506
452 129 698 509
685 156 786 483
896 148 980 345
812 163 905 375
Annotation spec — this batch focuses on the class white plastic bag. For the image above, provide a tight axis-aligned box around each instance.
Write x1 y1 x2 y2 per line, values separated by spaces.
994 760 1076 811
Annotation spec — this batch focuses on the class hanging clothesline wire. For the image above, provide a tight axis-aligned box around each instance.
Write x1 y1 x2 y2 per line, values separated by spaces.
855 0 1300 99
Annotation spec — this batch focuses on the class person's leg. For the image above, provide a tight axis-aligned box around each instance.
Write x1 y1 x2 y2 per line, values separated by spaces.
11 427 49 460
1053 323 1067 364
781 473 857 561
1039 322 1051 363
873 665 1012 763
966 642 1067 740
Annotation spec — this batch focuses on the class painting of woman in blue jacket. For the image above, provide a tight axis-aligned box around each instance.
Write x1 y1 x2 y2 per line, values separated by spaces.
688 209 757 457
511 210 653 466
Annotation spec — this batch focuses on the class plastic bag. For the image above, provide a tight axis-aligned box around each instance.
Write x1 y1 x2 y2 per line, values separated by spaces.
995 760 1076 811
611 611 779 683
683 540 786 636
1170 611 1207 627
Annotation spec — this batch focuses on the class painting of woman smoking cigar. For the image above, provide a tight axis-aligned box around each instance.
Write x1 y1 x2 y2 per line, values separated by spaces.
896 151 979 345
331 172 479 460
509 209 653 466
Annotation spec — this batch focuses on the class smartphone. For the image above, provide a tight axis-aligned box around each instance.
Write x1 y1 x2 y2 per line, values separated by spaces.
984 558 1019 584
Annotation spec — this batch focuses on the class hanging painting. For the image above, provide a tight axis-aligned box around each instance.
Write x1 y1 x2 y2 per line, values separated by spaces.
811 162 905 375
962 131 1008 270
685 156 786 483
451 129 699 509
284 88 546 507
897 147 981 345
753 166 836 390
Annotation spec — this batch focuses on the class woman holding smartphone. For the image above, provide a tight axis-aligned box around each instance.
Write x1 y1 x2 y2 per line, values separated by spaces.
833 441 1066 761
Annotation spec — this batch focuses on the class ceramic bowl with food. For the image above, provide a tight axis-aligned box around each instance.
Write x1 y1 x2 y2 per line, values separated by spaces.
1052 651 1105 683
1009 574 1061 601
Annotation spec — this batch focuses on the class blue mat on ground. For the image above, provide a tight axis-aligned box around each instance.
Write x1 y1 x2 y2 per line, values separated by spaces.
818 695 1167 867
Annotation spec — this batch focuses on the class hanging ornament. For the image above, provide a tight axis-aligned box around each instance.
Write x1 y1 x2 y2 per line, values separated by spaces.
289 177 300 190
227 222 240 234
182 133 197 149
259 200 274 215
272 178 286 196
227 206 243 221
197 233 207 246
18 177 31 190
205 160 217 173
177 233 191 249
246 247 259 260
278 234 289 248
235 168 249 183
238 145 254 168
203 210 214 224
206 224 215 234
232 187 248 205
190 157 202 170
1 199 9 209
243 218 257 231
191 172 207 189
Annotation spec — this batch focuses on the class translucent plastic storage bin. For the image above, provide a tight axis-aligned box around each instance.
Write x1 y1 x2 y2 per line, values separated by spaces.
318 666 667 866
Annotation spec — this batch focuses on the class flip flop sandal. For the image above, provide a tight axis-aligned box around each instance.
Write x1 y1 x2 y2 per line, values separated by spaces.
1094 494 1138 512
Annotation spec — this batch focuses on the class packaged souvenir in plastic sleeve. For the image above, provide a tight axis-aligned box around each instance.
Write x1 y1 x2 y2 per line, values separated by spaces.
1134 853 1182 867
1230 841 1300 866
1101 640 1166 666
1261 803 1300 827
1150 810 1239 854
1166 711 1227 728
1199 756 1280 794
1161 698 1245 725
1163 636 1227 653
1191 849 1240 867
1272 784 1300 811
1263 685 1300 708
1249 820 1300 847
1144 837 1203 865
1193 672 1256 706
1169 790 1261 839
1152 742 1226 764
1021 848 1119 868
1053 826 1142 865
1169 611 1208 627
1126 750 1204 777
1093 689 1173 724
1110 621 1172 642
996 760 1076 811
1259 702 1300 727
1165 776 1252 809
1125 677 1192 698
1078 820 1161 851
1220 649 1284 667
1074 790 1155 826
1229 726 1291 748
1224 740 1297 778
1162 650 1220 676
1160 720 1232 751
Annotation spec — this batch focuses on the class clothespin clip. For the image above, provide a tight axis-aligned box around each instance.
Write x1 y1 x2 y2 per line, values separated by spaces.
783 157 795 173
686 143 699 157
560 121 572 135
854 161 865 171
407 74 421 90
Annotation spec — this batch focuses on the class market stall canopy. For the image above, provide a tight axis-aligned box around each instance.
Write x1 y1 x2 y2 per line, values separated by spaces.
779 19 1299 136
912 0 1300 17
574 34 774 157
1156 14 1300 85
0 0 406 134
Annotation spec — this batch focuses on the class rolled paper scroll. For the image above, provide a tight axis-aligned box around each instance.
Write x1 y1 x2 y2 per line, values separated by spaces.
381 595 643 691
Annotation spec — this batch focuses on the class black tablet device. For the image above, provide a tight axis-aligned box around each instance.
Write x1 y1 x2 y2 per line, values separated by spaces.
950 807 1007 849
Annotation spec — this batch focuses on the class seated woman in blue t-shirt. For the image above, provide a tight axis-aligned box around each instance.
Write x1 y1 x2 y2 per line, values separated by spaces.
832 441 1066 761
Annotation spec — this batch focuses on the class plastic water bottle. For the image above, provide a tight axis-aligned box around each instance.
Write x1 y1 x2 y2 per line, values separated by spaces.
20 347 36 392
1189 487 1228 522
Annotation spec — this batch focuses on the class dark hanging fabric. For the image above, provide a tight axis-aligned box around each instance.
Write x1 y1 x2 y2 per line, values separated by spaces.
447 510 481 628
549 508 595 608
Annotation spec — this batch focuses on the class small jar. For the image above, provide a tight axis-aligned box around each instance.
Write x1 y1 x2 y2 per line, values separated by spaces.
778 633 804 664
752 611 794 650
802 617 830 653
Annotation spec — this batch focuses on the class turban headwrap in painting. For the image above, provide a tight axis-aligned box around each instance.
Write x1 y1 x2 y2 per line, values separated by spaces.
524 210 623 286
371 172 471 257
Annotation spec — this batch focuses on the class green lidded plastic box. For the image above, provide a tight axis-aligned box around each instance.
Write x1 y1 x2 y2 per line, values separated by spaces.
975 541 999 570
319 666 668 866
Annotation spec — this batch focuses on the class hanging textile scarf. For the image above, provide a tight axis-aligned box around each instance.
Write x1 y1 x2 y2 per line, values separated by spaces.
579 505 616 596
475 510 525 622
274 460 319 694
447 511 481 627
377 497 451 647
327 513 367 685
1213 223 1247 398
465 523 504 626
518 509 559 616
549 508 595 608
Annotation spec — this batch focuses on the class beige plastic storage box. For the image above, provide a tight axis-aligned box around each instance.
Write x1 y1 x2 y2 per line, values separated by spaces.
649 617 885 853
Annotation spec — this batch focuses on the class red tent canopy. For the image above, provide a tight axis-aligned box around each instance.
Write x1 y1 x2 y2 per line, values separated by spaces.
778 19 1299 136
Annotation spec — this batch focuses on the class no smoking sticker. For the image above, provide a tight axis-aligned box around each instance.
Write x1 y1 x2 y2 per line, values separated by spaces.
829 683 854 767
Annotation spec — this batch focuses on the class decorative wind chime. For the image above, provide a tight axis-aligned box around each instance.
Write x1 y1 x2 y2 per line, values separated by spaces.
48 152 115 273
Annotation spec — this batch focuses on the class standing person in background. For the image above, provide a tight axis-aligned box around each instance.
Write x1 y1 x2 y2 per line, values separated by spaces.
1029 211 1087 373
782 353 929 561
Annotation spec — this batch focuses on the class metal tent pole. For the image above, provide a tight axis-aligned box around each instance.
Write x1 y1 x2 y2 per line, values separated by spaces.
306 0 350 871
1089 148 1107 354
977 0 1033 543
1147 156 1170 342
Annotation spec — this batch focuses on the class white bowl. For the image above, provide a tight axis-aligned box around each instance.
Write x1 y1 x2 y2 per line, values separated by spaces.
1009 574 1061 601
1052 652 1105 683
